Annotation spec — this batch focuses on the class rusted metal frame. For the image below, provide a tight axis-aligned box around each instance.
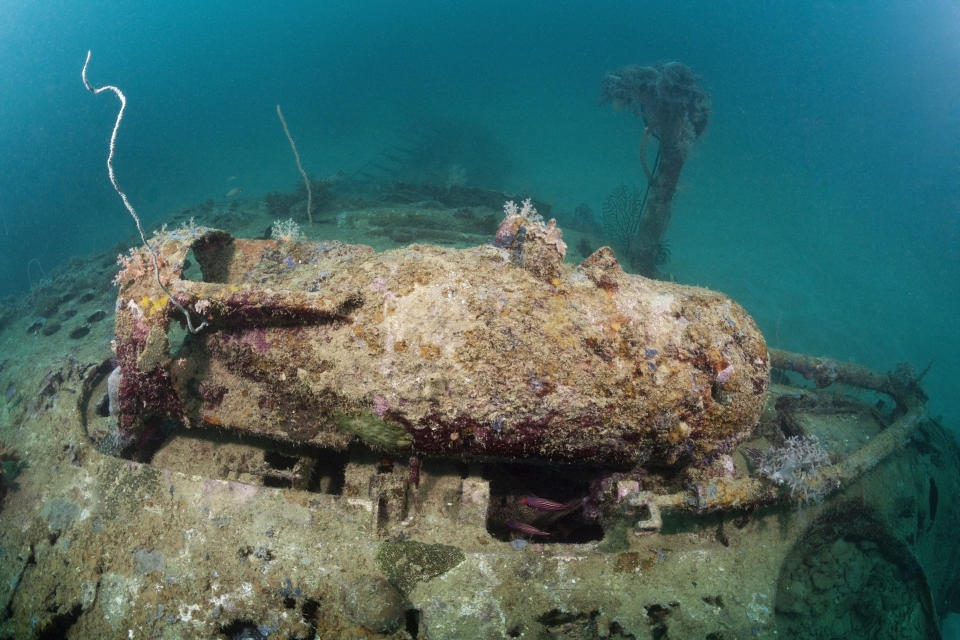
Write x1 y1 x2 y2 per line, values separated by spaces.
769 348 909 408
633 357 928 526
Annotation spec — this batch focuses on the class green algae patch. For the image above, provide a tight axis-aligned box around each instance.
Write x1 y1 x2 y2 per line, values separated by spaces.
332 410 412 452
597 518 631 553
375 540 465 593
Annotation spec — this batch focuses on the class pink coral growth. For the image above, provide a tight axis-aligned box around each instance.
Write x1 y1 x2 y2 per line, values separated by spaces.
113 247 150 287
372 394 390 417
716 364 735 384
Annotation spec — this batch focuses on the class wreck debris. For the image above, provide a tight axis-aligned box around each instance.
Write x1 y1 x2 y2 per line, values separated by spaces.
636 352 929 518
769 348 926 407
102 216 933 528
110 218 769 469
601 61 711 276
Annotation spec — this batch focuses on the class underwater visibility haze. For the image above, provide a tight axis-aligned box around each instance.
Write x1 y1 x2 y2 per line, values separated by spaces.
0 1 958 638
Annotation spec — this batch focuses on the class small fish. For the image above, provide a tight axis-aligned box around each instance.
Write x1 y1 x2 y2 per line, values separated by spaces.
522 496 585 516
225 187 244 198
521 495 568 511
226 175 237 182
506 520 551 537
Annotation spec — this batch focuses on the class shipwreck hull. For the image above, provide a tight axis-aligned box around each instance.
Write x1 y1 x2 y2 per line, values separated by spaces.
111 223 768 468
74 325 956 640
38 212 947 639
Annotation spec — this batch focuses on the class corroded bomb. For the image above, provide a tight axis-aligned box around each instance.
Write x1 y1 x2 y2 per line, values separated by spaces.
111 214 768 469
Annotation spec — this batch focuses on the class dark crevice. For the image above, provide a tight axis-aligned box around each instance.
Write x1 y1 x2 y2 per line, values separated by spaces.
264 451 298 470
301 598 320 622
537 608 584 626
219 618 266 639
305 449 348 494
609 621 635 639
4 544 35 620
928 478 938 524
405 608 420 638
644 602 678 640
36 602 82 640
262 475 292 489
485 463 605 544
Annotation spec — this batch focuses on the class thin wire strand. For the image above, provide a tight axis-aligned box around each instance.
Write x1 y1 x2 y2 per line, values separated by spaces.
276 104 313 225
83 50 207 334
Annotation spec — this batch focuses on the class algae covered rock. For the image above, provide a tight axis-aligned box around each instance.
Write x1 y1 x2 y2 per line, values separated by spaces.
341 574 408 633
